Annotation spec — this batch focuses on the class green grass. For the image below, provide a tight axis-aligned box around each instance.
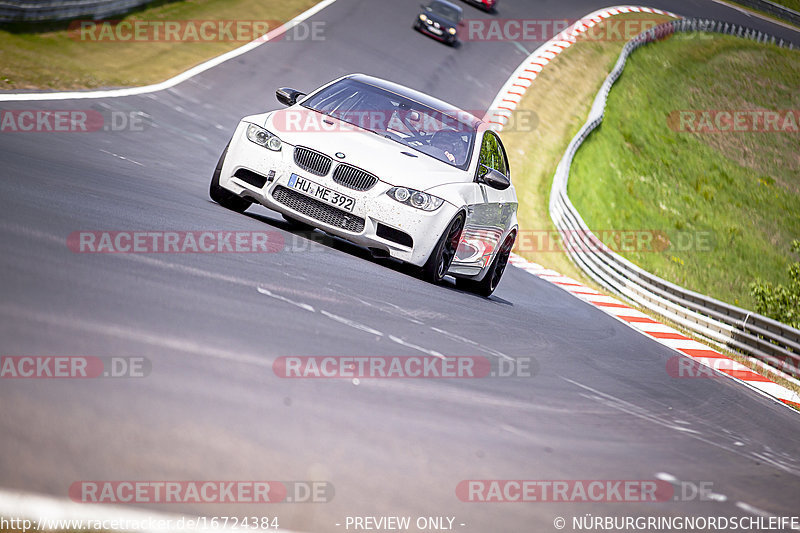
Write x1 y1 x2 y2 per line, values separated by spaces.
504 24 800 394
504 13 676 281
0 0 318 90
768 0 800 11
764 0 800 12
725 0 800 29
569 33 800 311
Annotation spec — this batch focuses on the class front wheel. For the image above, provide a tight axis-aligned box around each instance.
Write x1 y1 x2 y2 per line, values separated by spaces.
209 144 252 213
457 232 515 297
422 212 465 284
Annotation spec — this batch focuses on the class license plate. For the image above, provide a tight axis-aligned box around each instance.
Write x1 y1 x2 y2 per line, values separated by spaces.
429 26 443 35
288 173 355 212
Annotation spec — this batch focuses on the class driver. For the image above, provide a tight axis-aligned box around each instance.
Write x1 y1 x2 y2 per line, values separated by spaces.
431 129 467 165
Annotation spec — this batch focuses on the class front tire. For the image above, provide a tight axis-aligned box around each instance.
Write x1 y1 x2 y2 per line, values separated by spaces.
209 144 252 213
457 232 515 297
422 212 465 284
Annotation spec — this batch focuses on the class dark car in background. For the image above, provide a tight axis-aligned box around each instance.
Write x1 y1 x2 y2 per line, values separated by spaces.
459 0 497 13
414 0 463 46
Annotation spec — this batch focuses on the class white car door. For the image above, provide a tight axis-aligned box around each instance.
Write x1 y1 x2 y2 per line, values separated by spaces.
457 130 514 268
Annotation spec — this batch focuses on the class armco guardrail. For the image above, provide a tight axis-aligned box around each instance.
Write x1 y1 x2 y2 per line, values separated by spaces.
0 0 151 22
735 0 800 27
549 18 800 380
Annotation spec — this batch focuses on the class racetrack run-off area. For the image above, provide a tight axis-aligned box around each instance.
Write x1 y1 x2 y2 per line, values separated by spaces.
1 1 800 532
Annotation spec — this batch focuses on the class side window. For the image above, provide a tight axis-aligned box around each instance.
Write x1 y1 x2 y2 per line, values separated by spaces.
478 131 508 177
495 134 510 179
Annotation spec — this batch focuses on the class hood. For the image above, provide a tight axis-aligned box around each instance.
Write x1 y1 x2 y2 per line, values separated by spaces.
261 108 471 191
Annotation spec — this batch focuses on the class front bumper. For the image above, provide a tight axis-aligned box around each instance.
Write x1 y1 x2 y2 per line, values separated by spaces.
218 121 460 267
415 21 457 43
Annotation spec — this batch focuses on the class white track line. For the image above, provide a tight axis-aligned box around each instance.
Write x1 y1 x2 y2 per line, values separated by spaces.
0 0 338 102
0 488 302 533
484 5 679 128
710 0 800 33
511 253 800 411
493 7 800 411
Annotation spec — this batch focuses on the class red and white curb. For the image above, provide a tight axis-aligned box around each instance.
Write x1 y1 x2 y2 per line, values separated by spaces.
488 6 799 410
483 5 680 128
509 254 800 410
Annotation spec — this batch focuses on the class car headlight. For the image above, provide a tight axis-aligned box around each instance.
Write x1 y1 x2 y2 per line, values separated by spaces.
448 27 456 35
419 14 428 22
246 123 282 151
387 187 444 211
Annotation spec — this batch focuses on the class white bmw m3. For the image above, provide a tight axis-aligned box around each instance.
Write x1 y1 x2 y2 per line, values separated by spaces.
210 74 518 296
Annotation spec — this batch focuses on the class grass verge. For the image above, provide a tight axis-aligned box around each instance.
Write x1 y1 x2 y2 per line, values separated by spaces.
569 33 800 313
0 0 318 90
503 12 676 281
775 0 800 10
723 1 800 30
503 15 800 399
754 0 800 12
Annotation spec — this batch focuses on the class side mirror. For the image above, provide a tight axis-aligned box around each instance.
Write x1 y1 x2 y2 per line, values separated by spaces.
276 88 306 107
477 165 510 190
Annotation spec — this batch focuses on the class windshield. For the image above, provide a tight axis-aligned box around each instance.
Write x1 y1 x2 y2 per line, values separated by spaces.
428 2 460 22
301 78 476 169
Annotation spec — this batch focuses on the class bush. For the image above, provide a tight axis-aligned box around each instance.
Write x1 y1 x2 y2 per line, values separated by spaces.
750 240 800 328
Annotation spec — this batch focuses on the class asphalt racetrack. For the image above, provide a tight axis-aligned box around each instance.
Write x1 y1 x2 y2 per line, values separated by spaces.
1 1 799 532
